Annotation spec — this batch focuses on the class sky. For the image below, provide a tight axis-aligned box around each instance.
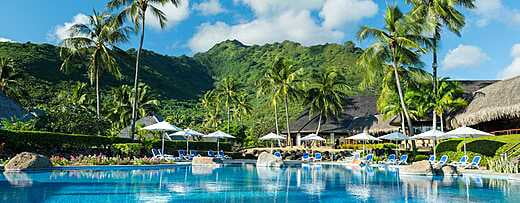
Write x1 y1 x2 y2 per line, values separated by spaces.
1 0 520 80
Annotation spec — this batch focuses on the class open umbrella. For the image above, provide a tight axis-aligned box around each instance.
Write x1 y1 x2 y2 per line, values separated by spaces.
142 121 182 155
410 129 445 158
380 132 408 156
170 128 205 152
204 131 235 151
346 132 381 154
443 126 493 156
259 133 286 150
300 133 326 148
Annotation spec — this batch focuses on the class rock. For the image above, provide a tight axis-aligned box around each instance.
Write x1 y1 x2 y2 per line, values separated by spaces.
440 165 461 176
400 160 433 176
4 152 52 171
256 152 283 167
191 157 223 165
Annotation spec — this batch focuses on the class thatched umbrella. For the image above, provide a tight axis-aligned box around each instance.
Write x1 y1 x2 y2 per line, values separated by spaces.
453 76 520 128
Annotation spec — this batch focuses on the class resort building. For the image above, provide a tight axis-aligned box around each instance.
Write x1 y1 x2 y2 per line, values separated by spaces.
284 80 496 146
452 76 520 134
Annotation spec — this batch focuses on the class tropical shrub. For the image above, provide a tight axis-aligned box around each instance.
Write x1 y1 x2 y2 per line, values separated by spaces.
50 155 173 166
462 140 506 157
414 154 428 161
153 140 232 153
0 118 37 131
112 143 143 157
487 156 519 173
436 140 462 153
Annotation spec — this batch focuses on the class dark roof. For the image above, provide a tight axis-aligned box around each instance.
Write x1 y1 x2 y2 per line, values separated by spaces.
0 92 25 120
283 96 399 135
119 114 164 139
284 80 497 135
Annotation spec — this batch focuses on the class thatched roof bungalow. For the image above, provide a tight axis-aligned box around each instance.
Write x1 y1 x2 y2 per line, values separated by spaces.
452 76 520 133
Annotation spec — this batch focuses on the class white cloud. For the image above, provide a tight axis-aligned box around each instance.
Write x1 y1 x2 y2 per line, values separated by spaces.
473 0 520 27
498 44 520 79
189 0 377 53
145 0 189 29
320 0 378 29
442 44 489 69
51 13 90 41
0 37 14 42
194 0 225 16
188 10 343 52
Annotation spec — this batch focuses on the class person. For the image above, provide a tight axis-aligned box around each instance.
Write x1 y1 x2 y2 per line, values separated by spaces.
334 139 340 149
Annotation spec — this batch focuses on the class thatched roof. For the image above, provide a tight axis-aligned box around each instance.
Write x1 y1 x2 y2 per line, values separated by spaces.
283 96 399 135
0 92 25 120
119 114 166 139
452 77 520 127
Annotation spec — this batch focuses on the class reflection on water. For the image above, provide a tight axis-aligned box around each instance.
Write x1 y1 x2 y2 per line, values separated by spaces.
1 164 520 202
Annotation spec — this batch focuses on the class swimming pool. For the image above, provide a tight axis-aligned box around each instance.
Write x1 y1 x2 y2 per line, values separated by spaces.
1 164 519 202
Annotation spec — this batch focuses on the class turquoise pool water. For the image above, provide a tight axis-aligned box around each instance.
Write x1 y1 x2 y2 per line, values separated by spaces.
1 164 519 202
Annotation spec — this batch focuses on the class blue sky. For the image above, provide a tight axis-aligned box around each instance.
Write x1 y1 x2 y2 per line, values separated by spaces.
1 0 520 80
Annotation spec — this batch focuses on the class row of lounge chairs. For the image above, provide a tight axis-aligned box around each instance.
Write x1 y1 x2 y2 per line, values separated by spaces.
428 155 481 169
151 149 231 161
273 151 323 162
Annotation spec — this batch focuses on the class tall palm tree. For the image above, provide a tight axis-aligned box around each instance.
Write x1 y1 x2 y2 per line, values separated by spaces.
258 57 303 145
0 57 22 98
304 67 350 135
60 10 131 118
214 76 242 132
432 78 467 130
106 83 159 129
407 0 475 128
200 90 221 129
357 6 427 137
107 0 181 139
233 92 253 122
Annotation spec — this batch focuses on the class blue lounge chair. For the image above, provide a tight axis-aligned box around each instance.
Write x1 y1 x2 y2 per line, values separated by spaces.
207 150 215 157
364 154 374 164
302 152 310 162
451 155 468 167
274 151 282 159
436 155 449 166
190 150 199 158
383 154 396 165
216 150 231 159
398 154 408 165
314 152 322 161
178 150 189 160
465 156 481 169
428 155 436 163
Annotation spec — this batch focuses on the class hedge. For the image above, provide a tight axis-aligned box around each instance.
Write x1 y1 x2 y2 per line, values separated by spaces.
436 140 462 153
462 140 506 157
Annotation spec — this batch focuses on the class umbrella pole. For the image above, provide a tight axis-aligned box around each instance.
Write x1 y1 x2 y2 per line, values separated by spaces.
433 138 436 159
464 137 467 156
161 133 165 155
217 138 220 152
186 138 189 153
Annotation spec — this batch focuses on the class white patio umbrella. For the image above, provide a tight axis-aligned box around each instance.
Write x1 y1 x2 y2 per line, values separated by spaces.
300 133 326 148
443 126 493 156
380 132 408 156
346 132 381 154
410 129 445 158
204 131 235 151
142 121 182 155
170 128 205 152
259 133 286 150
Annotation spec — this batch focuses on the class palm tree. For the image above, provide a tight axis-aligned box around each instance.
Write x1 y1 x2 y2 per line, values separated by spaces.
214 76 242 132
107 0 181 139
201 90 221 130
60 10 131 118
106 83 159 130
233 92 253 122
57 82 94 112
357 6 427 137
304 67 350 135
407 0 475 128
258 57 303 145
432 78 467 130
0 57 22 98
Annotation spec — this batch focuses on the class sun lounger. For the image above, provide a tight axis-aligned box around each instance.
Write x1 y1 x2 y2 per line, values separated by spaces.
207 150 215 157
190 150 199 158
178 150 190 160
302 152 310 162
383 154 396 165
435 155 449 166
363 154 374 164
398 154 408 165
314 152 322 162
151 149 176 160
428 155 436 163
451 155 468 167
465 156 481 169
216 150 231 159
274 151 282 159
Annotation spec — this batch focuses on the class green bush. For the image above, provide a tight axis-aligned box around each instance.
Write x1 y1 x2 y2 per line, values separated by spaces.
462 140 506 157
487 156 520 173
414 154 428 161
0 129 136 155
112 143 143 157
436 140 462 153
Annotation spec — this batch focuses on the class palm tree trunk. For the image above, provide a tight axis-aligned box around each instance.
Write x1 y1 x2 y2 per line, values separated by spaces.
95 68 100 119
315 113 322 135
284 95 292 146
432 110 437 130
130 14 146 140
440 112 444 131
227 97 230 132
432 36 438 132
392 55 416 151
274 102 280 135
